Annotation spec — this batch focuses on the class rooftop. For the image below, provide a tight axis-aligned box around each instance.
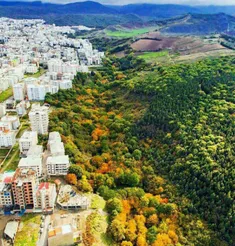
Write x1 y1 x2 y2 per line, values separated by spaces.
50 142 65 155
1 115 19 122
48 131 61 142
18 156 42 167
38 182 49 190
19 131 37 141
27 145 43 157
4 221 19 240
47 155 69 165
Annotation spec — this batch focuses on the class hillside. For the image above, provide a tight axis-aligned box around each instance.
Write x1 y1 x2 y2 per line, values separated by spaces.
113 4 201 19
161 13 235 35
1 1 235 28
45 54 235 245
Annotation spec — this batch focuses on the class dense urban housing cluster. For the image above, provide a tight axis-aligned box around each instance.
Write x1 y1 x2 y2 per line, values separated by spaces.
0 17 98 246
0 17 104 101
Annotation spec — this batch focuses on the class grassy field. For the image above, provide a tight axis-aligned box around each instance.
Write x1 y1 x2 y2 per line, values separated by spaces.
0 87 13 103
15 214 41 246
106 27 156 38
0 149 10 156
1 143 20 172
138 50 169 61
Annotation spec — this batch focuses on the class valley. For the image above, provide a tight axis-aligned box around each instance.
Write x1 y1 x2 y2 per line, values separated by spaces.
0 1 235 245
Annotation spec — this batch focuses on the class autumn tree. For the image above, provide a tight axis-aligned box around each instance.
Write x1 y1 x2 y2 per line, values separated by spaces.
77 175 93 192
65 173 77 185
109 219 126 242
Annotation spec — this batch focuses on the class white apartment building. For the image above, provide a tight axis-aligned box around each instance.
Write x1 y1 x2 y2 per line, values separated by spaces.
13 83 25 101
47 155 70 176
48 59 79 75
25 64 38 74
16 101 27 116
0 77 10 91
29 104 49 134
35 182 56 211
0 122 12 131
0 131 16 147
48 131 61 144
27 145 43 158
50 142 65 156
0 103 6 117
19 131 38 155
59 80 72 90
1 115 20 130
27 84 46 101
45 84 59 95
18 157 42 177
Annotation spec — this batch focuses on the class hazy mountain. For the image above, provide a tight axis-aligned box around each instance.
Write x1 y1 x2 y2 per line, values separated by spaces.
112 4 201 18
1 1 235 28
161 13 235 35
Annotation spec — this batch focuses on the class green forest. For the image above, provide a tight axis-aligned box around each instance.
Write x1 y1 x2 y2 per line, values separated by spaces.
45 55 235 245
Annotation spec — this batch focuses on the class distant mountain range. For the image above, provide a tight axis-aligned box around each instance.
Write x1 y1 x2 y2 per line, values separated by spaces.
1 1 235 27
161 13 235 35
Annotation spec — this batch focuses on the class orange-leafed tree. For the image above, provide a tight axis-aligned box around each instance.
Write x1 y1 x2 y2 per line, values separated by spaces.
125 219 137 242
147 214 159 227
66 173 77 185
152 233 172 246
121 241 133 246
136 235 147 246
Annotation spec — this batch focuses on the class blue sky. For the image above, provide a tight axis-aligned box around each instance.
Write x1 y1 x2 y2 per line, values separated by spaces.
3 0 235 5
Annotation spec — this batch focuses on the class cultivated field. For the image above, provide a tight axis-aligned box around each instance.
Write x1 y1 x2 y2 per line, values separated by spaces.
131 32 227 54
130 31 235 63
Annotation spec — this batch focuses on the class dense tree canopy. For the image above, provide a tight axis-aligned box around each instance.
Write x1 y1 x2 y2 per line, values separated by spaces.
45 55 235 245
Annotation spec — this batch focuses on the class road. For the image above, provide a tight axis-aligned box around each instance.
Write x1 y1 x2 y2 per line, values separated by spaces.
37 215 50 246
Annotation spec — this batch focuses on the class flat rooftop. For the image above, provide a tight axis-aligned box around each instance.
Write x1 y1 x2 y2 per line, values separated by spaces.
47 155 69 165
20 131 37 141
27 145 43 157
19 156 42 167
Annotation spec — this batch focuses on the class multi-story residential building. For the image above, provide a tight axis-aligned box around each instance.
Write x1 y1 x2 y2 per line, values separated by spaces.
29 104 49 134
48 131 61 145
0 131 16 147
18 157 42 177
27 84 46 101
0 122 12 131
25 64 38 74
0 103 6 117
27 145 43 158
13 83 25 101
46 131 69 176
46 155 70 176
59 80 72 90
16 101 28 116
35 182 56 212
19 131 38 155
5 99 15 109
1 115 20 130
47 131 64 155
0 77 10 91
11 168 38 211
0 171 15 209
50 142 65 156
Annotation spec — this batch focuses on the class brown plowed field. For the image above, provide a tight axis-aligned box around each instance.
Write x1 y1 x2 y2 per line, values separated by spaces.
131 32 226 55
